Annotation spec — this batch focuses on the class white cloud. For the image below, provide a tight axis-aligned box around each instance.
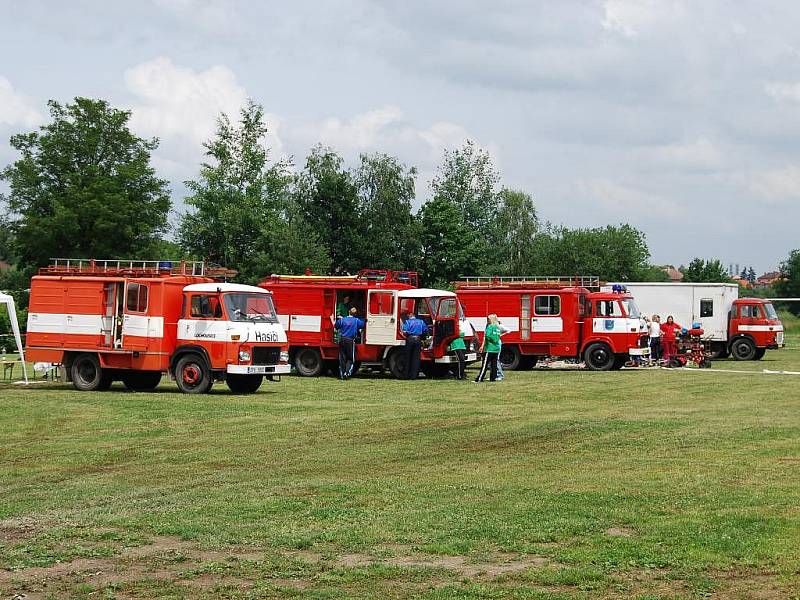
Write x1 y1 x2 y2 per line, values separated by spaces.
575 179 688 221
648 138 724 169
151 0 241 33
748 166 800 204
601 0 686 37
764 81 800 102
0 77 42 128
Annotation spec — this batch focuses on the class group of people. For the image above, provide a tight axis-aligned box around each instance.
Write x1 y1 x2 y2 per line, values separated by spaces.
645 314 682 363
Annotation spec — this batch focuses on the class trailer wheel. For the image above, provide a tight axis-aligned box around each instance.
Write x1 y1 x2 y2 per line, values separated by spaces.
294 348 323 377
174 354 213 394
731 337 757 361
226 374 263 394
499 345 521 370
71 353 112 391
121 371 162 392
583 343 614 371
387 349 407 379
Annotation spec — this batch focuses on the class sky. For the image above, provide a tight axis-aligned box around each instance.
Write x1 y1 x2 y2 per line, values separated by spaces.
0 0 798 274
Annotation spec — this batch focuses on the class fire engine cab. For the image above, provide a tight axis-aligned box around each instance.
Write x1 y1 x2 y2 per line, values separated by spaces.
455 276 649 371
259 269 478 378
26 259 290 394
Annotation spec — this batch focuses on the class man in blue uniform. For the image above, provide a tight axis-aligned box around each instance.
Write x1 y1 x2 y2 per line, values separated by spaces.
401 311 429 380
334 307 365 380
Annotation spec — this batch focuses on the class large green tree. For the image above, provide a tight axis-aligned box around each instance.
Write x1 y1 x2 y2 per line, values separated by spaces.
776 249 800 316
491 189 539 275
419 197 484 287
0 98 171 270
682 258 730 283
179 100 327 282
354 153 421 270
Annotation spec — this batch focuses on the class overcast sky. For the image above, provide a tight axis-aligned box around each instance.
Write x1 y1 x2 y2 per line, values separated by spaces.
1 0 798 273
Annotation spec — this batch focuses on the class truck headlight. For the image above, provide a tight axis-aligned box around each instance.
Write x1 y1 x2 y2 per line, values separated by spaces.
238 350 251 362
280 351 289 363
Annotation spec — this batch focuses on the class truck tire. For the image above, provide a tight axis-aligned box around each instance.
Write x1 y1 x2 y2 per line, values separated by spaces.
499 345 521 370
731 337 757 361
174 353 213 394
294 348 323 377
753 348 766 360
121 371 162 392
388 349 407 379
71 353 113 391
583 343 614 371
226 374 263 394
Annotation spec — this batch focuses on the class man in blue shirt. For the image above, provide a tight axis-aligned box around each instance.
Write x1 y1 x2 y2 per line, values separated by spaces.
401 311 429 380
334 307 365 380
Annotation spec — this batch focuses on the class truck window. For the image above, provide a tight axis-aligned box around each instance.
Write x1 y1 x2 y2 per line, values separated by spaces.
534 295 561 316
764 303 778 320
595 300 621 317
190 294 222 319
369 292 394 315
520 294 531 340
399 298 415 319
700 299 713 318
126 283 148 313
578 294 588 317
740 305 762 319
436 297 457 318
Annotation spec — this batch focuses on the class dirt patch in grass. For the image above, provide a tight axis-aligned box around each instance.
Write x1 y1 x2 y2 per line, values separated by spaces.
0 516 45 542
605 527 635 537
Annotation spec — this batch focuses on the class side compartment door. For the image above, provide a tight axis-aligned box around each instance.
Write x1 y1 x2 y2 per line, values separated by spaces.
121 281 151 351
531 294 564 343
365 290 396 345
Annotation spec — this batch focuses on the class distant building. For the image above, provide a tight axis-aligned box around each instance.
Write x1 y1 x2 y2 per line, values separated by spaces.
660 265 684 281
730 275 752 289
755 271 784 288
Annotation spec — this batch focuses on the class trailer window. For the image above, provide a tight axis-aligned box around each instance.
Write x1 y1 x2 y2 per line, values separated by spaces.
520 294 531 340
700 299 713 318
126 283 148 313
534 295 560 316
190 294 222 319
369 291 394 315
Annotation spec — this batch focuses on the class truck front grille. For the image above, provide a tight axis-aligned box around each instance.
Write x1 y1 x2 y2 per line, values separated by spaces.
252 346 281 365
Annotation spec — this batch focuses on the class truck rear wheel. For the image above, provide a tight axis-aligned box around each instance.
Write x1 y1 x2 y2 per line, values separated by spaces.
294 348 323 376
499 345 521 370
227 374 263 394
731 337 757 361
584 343 614 371
388 349 407 379
753 348 766 360
174 354 213 394
121 371 162 392
71 353 113 391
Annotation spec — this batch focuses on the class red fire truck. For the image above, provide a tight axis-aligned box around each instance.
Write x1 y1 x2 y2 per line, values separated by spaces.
456 276 649 371
259 269 478 378
26 259 290 393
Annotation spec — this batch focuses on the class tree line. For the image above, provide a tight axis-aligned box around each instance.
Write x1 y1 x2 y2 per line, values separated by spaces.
1 96 797 319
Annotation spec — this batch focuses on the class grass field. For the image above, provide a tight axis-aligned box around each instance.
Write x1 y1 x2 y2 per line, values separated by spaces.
1 340 799 599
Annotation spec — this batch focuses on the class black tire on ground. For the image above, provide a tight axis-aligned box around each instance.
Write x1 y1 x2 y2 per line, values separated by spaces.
226 374 263 394
387 349 407 379
583 343 615 371
174 353 213 394
323 360 338 376
499 345 521 370
731 337 757 361
422 363 450 379
611 354 627 370
71 353 112 391
121 370 162 392
294 348 324 376
753 348 766 360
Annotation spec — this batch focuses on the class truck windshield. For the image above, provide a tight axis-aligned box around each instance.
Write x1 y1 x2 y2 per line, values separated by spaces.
764 302 779 320
622 298 641 318
224 293 278 323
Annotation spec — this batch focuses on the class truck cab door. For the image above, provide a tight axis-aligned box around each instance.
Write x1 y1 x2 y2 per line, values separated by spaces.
365 290 397 345
432 297 458 355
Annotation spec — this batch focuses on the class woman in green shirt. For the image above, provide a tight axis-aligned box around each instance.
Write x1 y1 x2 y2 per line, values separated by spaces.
448 331 467 380
475 314 501 382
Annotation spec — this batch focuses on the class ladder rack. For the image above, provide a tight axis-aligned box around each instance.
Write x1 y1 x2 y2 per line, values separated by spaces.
456 275 601 289
40 258 236 279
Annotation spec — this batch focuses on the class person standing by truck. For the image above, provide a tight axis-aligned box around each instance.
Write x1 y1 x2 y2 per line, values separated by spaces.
661 315 681 364
475 314 501 383
401 311 429 380
649 314 662 361
448 331 468 380
335 307 364 380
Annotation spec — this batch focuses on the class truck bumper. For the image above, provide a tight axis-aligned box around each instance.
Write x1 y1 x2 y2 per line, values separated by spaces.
227 364 291 375
629 348 650 357
435 352 478 364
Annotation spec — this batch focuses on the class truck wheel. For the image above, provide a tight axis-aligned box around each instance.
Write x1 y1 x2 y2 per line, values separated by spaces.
731 337 757 361
71 353 113 391
388 349 407 379
121 371 162 392
583 343 614 371
227 374 263 394
174 354 213 394
499 345 521 370
753 348 766 360
294 348 323 376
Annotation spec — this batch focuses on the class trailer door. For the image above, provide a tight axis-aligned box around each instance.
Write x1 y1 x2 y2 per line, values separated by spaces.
365 290 397 345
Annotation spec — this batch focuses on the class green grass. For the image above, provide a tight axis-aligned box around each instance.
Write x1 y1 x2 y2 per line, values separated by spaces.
1 340 799 598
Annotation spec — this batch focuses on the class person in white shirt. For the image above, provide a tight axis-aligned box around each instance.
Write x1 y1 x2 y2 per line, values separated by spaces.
649 314 662 361
496 322 510 381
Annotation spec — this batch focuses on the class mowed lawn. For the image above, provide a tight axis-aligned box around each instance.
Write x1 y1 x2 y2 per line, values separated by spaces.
1 342 799 598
